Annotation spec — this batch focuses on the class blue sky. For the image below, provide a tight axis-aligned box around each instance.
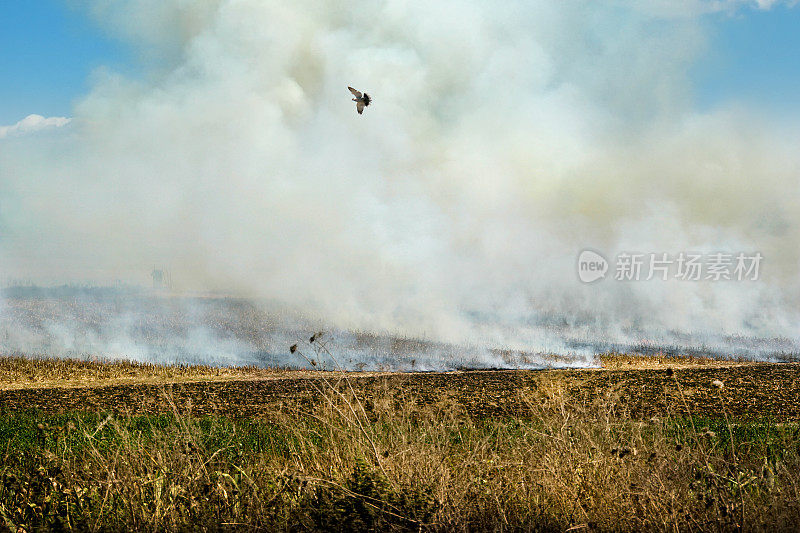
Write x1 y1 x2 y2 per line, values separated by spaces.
0 1 131 124
694 4 800 111
1 2 799 125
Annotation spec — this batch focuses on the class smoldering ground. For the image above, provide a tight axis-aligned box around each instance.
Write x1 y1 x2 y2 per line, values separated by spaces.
0 288 596 370
0 288 794 371
1 1 799 368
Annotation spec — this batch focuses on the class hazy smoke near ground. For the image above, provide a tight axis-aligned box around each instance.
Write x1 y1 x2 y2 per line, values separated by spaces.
1 0 799 366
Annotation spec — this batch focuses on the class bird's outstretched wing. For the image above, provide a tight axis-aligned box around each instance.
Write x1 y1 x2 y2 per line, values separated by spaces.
357 101 365 114
348 86 362 98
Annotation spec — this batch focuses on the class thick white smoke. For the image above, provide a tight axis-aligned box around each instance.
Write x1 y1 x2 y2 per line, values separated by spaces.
1 0 798 364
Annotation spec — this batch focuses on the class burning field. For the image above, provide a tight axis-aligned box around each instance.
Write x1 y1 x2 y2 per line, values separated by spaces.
2 289 799 422
5 0 800 529
2 288 797 373
0 288 601 371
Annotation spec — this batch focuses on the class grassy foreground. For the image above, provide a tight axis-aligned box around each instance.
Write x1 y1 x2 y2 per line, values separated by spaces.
1 366 799 532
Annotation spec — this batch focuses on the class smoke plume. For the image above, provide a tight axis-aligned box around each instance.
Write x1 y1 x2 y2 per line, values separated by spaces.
1 0 799 366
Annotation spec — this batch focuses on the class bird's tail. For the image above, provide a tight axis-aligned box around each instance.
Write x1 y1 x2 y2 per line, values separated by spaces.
363 93 371 106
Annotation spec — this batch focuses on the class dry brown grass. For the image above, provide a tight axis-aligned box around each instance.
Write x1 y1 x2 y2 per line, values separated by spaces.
2 369 799 532
0 354 267 390
0 350 540 394
0 349 748 391
0 354 370 390
599 352 750 370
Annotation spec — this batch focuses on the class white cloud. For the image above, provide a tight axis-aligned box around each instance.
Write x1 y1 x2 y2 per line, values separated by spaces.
626 0 798 17
751 0 788 9
0 114 71 139
736 0 797 11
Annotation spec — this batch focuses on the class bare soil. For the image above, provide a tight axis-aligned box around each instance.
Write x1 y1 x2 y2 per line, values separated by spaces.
2 362 798 420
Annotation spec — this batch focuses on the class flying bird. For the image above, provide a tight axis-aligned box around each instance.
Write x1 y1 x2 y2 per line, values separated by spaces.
348 86 371 114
